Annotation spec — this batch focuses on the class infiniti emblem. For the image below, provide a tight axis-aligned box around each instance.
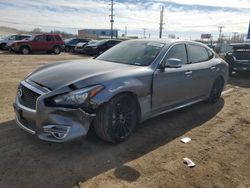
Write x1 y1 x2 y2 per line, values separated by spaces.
18 88 23 98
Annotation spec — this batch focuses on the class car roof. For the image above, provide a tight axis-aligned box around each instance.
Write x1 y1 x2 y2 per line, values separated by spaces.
127 38 209 47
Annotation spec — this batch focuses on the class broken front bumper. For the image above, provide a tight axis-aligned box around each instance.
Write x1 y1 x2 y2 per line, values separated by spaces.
13 81 95 142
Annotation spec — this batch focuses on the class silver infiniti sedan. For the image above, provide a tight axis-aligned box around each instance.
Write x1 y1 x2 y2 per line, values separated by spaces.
13 39 228 143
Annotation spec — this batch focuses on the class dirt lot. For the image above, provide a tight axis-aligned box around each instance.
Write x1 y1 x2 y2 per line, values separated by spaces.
0 51 249 188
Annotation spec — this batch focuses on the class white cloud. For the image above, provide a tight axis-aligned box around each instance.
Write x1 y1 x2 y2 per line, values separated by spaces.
0 0 249 39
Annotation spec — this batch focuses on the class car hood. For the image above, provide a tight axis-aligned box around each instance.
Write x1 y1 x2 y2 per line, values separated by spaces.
27 59 144 90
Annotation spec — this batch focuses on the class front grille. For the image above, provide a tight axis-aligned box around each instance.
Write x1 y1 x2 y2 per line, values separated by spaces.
18 84 40 109
19 116 36 131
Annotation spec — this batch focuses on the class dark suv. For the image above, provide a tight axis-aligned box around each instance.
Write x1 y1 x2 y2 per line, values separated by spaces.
10 34 64 54
225 43 250 75
83 39 121 56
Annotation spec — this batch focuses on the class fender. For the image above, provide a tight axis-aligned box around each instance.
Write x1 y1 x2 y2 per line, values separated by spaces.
92 76 152 122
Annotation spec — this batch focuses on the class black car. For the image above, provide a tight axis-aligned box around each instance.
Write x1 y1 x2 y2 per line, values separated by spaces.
83 39 121 56
225 43 250 75
64 38 90 52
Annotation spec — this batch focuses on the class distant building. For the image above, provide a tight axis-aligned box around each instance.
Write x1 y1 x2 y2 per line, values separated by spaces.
78 29 118 39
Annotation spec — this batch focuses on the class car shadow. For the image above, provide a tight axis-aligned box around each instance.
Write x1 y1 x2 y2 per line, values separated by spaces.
0 99 224 188
229 72 250 88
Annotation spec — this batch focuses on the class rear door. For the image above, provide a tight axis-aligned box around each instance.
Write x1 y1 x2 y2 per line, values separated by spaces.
152 43 194 112
45 35 55 50
187 44 217 97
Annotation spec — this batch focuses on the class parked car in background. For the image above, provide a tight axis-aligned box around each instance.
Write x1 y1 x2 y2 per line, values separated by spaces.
225 43 250 75
74 40 97 54
10 34 64 54
13 39 228 143
0 34 31 50
64 38 90 52
83 39 121 56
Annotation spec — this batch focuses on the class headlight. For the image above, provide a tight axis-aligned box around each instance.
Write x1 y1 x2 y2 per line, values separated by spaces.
51 85 104 108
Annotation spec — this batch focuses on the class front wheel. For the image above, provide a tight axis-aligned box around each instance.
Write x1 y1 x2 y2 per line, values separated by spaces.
207 77 224 103
93 94 138 143
53 46 61 55
0 43 7 50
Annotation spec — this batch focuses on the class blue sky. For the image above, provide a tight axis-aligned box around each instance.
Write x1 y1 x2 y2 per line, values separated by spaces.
0 0 249 39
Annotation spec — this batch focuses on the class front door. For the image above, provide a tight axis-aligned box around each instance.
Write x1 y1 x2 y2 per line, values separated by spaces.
152 43 194 112
31 35 46 51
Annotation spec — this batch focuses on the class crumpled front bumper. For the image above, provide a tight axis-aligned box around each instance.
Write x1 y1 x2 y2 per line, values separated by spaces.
13 81 95 142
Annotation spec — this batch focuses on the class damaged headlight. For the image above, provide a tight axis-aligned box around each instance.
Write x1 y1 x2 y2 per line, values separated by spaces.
51 85 104 108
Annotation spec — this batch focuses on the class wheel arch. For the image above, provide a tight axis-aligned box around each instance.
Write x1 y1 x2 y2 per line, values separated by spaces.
20 45 32 51
96 91 142 123
118 91 141 123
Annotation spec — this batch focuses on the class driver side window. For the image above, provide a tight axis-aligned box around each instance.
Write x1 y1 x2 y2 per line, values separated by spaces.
164 44 188 64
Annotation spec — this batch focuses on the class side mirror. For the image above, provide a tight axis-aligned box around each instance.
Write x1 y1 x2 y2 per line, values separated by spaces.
164 58 183 68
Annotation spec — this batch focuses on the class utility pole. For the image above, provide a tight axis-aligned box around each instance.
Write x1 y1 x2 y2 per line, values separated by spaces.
232 32 237 42
110 0 114 39
125 26 127 37
218 26 224 43
143 28 146 38
159 6 164 38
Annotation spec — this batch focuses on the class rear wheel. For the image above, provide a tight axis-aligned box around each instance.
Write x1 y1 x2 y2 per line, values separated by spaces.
207 77 224 103
53 46 61 55
20 46 30 54
93 94 138 143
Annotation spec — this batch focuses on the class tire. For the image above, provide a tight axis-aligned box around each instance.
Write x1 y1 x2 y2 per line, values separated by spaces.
65 46 69 52
225 53 235 76
20 46 30 54
207 77 224 103
93 94 138 143
53 46 61 55
0 43 7 50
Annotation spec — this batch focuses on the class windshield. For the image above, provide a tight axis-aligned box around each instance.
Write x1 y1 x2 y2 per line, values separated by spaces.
97 40 165 66
29 35 36 41
88 40 98 45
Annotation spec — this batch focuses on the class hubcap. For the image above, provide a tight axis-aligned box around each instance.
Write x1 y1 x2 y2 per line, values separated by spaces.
112 101 135 139
23 48 29 54
54 48 60 54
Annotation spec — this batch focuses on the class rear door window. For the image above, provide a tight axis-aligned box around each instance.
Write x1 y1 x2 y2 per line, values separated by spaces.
188 44 209 63
46 35 54 41
54 35 62 41
34 35 46 42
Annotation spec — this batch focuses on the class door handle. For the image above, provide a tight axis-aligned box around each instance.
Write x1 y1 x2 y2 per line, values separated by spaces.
210 66 216 70
185 70 192 75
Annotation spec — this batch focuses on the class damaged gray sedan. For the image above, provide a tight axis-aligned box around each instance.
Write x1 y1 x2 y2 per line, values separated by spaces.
13 39 228 143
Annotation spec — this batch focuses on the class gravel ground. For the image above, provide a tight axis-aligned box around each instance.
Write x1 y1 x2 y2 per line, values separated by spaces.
0 51 249 188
